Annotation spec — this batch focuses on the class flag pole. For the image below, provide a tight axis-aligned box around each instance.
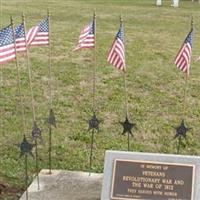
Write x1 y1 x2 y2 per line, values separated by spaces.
183 73 189 121
176 17 193 154
120 16 130 151
0 0 2 27
11 17 26 137
183 16 193 118
11 16 28 200
48 10 52 175
0 0 3 136
123 71 128 119
123 71 130 151
177 136 181 154
119 15 129 117
92 11 96 113
47 9 54 175
47 10 52 110
22 14 36 123
121 16 128 118
0 0 6 137
22 14 40 190
89 128 95 175
177 74 188 154
25 154 28 200
89 11 96 175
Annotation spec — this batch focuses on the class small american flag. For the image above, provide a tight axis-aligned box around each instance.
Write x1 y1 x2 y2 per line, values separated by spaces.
74 20 95 51
107 23 125 71
0 25 16 65
15 23 26 52
174 29 193 75
29 18 49 46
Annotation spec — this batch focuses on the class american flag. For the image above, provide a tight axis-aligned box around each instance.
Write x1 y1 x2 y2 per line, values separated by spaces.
174 29 193 74
74 20 95 51
15 23 26 52
107 24 125 71
29 18 49 46
0 25 16 65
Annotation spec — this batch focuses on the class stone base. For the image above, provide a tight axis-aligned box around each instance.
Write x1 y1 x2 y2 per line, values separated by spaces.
20 170 103 200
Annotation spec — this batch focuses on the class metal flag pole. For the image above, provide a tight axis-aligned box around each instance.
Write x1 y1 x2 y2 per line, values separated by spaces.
0 0 3 136
20 135 34 200
89 128 95 175
123 71 128 119
0 0 2 31
176 17 193 154
119 16 135 151
22 14 40 190
25 154 28 200
35 134 39 188
0 0 4 137
48 10 52 174
128 123 130 150
176 66 189 155
121 17 128 118
177 136 181 154
92 11 96 114
11 17 26 137
11 16 29 200
123 70 130 151
22 14 36 123
177 74 188 154
182 17 193 121
122 21 130 152
88 11 98 175
47 10 56 174
48 120 52 174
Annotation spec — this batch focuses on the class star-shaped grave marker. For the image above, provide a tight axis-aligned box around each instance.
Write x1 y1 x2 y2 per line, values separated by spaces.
174 120 191 139
88 112 100 132
120 116 135 137
32 121 43 143
20 135 34 158
48 109 56 128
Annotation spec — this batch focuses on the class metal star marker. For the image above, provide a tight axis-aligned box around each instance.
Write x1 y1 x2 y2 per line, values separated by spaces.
174 120 191 138
120 117 135 137
88 112 100 132
48 109 56 128
20 135 34 158
32 121 43 143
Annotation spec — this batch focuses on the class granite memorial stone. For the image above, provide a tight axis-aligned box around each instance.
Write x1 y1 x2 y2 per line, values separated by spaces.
101 150 200 200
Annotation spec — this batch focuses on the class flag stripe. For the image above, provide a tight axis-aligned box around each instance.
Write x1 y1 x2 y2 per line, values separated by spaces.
0 56 15 64
0 51 15 59
26 26 39 45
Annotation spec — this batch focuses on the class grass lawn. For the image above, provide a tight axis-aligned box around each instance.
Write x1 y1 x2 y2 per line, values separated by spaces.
0 0 200 199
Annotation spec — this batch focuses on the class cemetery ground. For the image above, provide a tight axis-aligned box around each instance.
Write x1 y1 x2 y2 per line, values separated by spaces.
1 0 200 199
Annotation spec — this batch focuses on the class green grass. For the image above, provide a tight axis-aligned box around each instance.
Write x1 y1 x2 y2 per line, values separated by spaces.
1 0 200 199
